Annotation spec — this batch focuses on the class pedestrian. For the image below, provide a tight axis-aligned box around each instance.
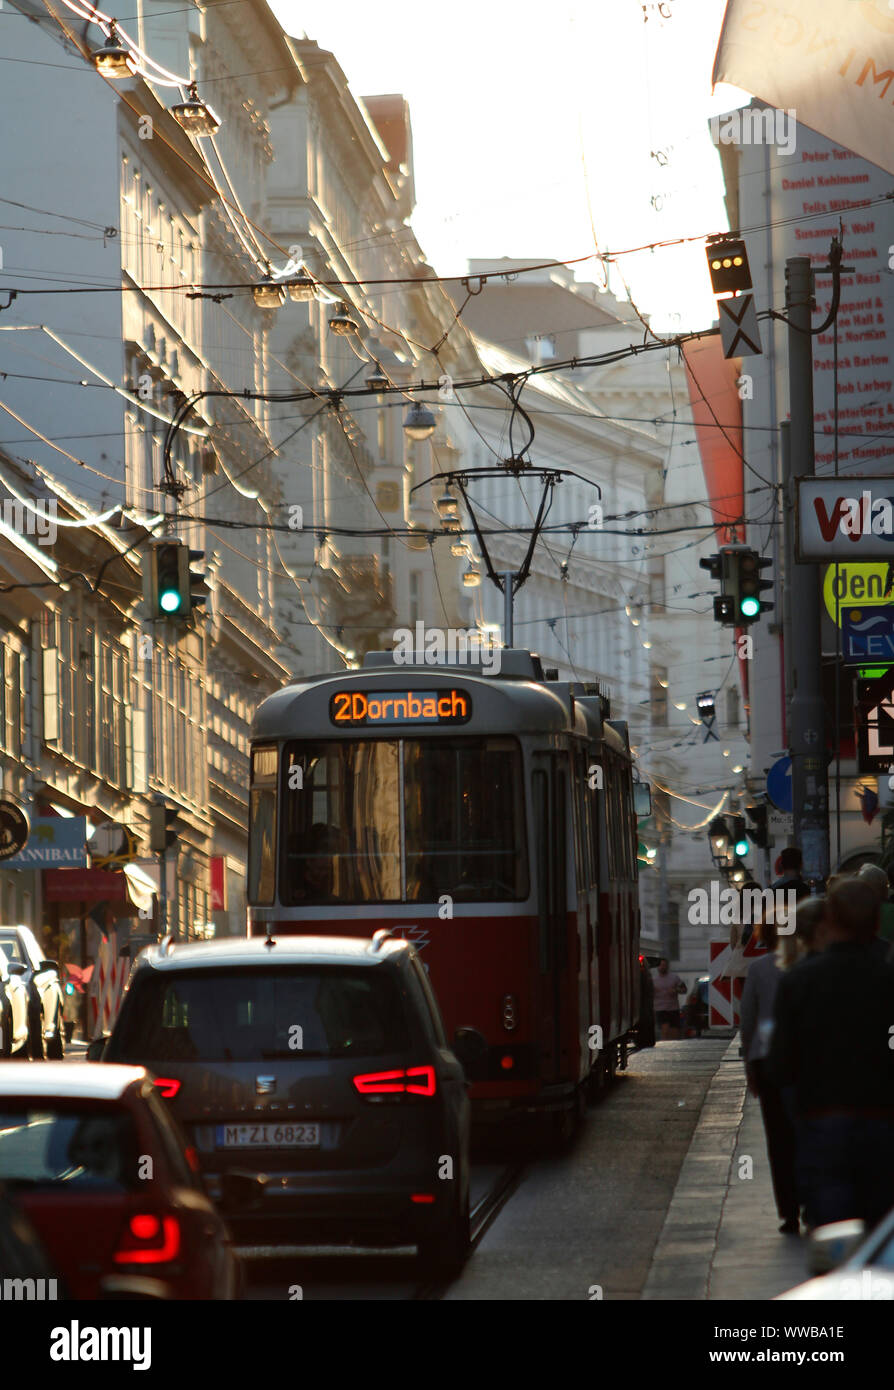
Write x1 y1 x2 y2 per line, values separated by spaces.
740 917 799 1234
858 863 894 954
768 877 894 1230
771 846 811 902
651 957 686 1040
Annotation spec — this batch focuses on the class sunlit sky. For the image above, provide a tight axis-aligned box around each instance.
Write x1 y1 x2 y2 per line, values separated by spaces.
270 0 752 331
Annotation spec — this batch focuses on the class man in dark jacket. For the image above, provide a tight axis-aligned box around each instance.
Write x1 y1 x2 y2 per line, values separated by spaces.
771 846 812 903
768 876 894 1230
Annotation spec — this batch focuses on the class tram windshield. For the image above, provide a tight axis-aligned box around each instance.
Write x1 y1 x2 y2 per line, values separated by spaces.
276 736 527 905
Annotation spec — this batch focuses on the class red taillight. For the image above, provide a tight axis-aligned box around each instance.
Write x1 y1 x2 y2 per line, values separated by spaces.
184 1145 200 1173
153 1077 181 1098
411 1193 435 1204
353 1065 436 1096
114 1213 181 1265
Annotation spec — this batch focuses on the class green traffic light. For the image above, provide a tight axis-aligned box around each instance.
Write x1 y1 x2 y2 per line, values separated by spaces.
159 588 182 613
740 595 760 618
734 837 749 856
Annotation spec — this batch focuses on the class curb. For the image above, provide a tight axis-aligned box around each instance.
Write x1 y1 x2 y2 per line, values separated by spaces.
641 1037 746 1300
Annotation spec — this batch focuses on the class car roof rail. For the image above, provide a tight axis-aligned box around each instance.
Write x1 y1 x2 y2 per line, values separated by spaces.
370 928 395 953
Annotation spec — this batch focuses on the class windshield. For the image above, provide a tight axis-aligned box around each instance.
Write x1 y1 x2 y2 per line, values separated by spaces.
0 1105 139 1189
0 934 26 966
107 966 412 1063
275 736 527 905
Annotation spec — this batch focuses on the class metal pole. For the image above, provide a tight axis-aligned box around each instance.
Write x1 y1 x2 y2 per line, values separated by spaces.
501 571 515 646
158 849 167 937
785 257 830 886
780 421 793 741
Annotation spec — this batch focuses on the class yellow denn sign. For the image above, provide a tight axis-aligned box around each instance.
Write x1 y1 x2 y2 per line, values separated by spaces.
823 563 894 627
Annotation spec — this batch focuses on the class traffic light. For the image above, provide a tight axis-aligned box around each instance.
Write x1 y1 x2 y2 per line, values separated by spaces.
736 548 773 624
187 549 207 613
144 540 188 620
701 550 739 627
729 815 749 858
709 816 730 857
706 236 752 295
149 801 179 855
745 802 769 849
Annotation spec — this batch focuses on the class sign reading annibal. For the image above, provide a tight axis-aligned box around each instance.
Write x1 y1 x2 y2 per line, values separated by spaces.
330 689 472 727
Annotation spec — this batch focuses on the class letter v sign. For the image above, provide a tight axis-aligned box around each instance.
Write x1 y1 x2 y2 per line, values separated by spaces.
718 293 763 358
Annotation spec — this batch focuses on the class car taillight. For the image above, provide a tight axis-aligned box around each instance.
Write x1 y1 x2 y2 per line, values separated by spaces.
152 1077 181 1098
353 1065 436 1097
114 1214 181 1265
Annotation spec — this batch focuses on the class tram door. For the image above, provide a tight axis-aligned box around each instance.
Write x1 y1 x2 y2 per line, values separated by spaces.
532 753 569 1082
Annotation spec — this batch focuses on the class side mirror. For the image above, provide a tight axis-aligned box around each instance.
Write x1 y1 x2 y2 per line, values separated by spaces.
7 962 26 976
453 1026 488 1073
220 1170 268 1210
86 1036 109 1062
634 782 652 818
38 960 59 974
807 1220 866 1276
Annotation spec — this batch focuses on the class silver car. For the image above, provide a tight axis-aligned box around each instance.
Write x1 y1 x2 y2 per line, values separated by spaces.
0 927 64 1059
0 946 29 1058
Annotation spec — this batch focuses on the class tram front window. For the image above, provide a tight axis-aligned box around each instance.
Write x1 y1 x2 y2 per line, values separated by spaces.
280 737 527 905
404 738 527 901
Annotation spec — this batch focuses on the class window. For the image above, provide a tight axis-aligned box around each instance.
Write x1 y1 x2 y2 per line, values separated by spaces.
247 745 277 905
276 737 528 906
110 967 411 1063
0 1105 140 1189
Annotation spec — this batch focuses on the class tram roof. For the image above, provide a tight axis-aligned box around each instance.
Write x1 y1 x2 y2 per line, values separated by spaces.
252 652 629 753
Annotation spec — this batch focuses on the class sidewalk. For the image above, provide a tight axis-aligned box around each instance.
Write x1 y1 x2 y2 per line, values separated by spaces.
643 1038 810 1300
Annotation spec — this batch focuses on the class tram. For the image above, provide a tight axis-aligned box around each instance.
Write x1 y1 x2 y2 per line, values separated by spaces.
246 647 649 1132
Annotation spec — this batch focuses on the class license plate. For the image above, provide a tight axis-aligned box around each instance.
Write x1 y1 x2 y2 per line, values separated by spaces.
216 1123 320 1148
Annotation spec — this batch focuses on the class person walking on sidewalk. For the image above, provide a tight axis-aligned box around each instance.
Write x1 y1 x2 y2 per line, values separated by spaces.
651 958 686 1040
769 877 894 1231
771 846 812 903
740 918 799 1235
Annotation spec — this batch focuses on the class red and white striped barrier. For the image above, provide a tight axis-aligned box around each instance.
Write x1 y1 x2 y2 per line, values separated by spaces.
708 931 766 1027
89 934 130 1034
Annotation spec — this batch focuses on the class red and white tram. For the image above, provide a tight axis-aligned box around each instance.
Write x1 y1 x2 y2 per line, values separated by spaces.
247 648 649 1132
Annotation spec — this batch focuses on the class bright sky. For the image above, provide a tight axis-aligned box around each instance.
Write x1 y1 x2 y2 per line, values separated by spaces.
270 0 752 331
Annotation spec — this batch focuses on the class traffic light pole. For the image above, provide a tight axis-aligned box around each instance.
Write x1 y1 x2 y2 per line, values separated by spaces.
785 257 830 885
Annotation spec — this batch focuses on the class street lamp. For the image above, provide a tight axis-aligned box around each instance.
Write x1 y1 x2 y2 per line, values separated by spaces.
252 266 286 309
285 271 317 303
462 561 481 588
403 402 436 441
436 487 459 521
171 82 221 136
92 22 137 78
708 816 730 866
328 301 360 336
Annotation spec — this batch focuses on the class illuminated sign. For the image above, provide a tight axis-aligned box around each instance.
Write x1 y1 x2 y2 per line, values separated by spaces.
330 689 472 727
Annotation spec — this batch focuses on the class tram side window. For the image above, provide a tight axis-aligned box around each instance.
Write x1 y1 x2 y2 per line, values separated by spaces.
248 745 277 905
605 755 623 882
574 750 595 891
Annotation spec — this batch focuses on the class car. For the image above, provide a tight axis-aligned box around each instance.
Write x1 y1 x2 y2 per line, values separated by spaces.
0 1183 63 1296
777 1215 894 1300
100 932 476 1276
0 946 29 1058
0 1062 243 1299
0 926 65 1059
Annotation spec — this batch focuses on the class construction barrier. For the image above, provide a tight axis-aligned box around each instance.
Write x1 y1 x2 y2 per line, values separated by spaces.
89 932 130 1035
708 930 766 1027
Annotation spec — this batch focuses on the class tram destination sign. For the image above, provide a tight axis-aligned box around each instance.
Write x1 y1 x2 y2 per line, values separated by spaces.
330 689 472 727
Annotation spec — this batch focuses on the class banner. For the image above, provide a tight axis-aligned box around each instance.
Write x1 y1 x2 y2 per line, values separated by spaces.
713 0 894 176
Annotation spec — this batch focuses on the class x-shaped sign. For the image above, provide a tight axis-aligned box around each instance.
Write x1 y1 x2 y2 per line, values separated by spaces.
718 293 763 358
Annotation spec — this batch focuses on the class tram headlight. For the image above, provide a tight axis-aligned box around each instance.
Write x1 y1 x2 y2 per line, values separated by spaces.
502 993 518 1032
